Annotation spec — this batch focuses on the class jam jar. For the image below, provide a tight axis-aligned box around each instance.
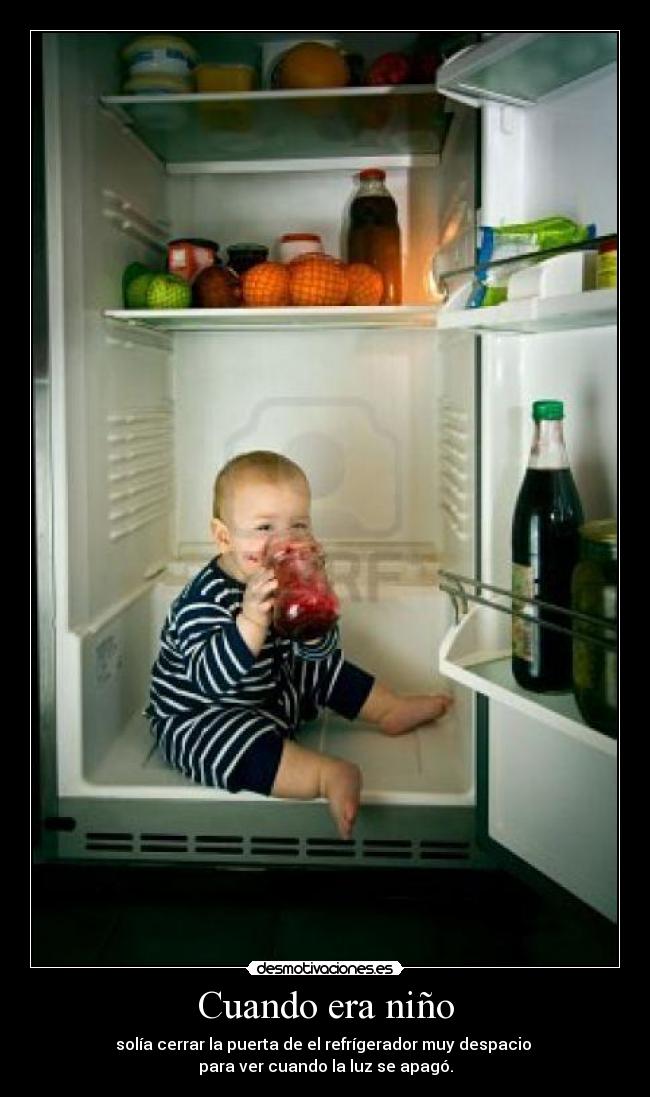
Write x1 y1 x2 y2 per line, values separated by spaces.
263 535 339 641
167 238 221 284
571 519 617 737
226 243 269 276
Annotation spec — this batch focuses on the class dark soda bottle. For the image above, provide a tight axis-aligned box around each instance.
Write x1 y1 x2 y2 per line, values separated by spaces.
512 400 584 692
347 168 402 305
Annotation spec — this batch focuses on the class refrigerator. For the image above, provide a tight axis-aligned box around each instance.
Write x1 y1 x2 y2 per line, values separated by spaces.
33 31 618 925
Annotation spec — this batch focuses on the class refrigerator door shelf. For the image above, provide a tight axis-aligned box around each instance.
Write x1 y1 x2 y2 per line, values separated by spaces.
437 287 616 335
439 604 617 757
437 32 617 108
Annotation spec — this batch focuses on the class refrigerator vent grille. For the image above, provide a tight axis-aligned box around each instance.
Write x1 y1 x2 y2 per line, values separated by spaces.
106 407 174 542
251 839 300 858
82 832 471 863
85 831 133 852
362 839 413 860
420 840 470 861
306 838 355 859
139 831 189 854
195 834 244 855
438 398 471 542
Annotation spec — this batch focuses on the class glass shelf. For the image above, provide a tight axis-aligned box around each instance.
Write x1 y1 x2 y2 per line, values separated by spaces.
439 604 616 757
436 287 617 335
99 86 449 167
437 32 617 106
103 305 439 332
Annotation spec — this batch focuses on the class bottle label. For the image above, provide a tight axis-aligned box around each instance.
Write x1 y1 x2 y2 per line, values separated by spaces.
512 563 535 663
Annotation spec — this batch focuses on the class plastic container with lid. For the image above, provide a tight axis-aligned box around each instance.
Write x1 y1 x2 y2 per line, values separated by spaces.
278 233 323 264
596 239 617 289
121 35 198 77
507 250 597 301
167 239 221 284
571 519 618 737
123 75 194 131
122 72 195 95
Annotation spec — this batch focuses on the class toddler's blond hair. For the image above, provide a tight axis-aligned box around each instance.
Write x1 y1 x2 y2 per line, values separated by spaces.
213 451 308 520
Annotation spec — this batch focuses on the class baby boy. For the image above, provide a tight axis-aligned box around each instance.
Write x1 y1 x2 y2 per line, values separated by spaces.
147 451 452 838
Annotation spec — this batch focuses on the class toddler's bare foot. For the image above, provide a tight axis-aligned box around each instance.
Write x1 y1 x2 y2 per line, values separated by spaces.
379 693 453 737
321 759 362 840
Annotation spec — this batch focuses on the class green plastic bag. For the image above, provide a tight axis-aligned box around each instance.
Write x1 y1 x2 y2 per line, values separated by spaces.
468 217 596 308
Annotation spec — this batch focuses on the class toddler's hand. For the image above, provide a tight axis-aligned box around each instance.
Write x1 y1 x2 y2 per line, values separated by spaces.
241 567 278 631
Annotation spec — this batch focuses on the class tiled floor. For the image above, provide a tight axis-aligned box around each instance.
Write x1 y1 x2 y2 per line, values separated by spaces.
32 864 617 967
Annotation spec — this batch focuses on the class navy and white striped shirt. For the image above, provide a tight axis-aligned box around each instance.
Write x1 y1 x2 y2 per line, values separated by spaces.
147 558 339 725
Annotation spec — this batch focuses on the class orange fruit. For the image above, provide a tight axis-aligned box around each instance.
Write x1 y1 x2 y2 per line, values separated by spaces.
242 262 290 307
345 263 384 305
289 255 349 306
279 43 349 89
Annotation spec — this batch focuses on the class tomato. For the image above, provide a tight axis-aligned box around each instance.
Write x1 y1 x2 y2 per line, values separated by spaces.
366 52 411 86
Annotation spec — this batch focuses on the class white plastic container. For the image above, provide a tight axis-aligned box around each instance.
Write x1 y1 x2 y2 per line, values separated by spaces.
122 73 194 96
278 232 323 263
507 251 597 301
121 35 198 78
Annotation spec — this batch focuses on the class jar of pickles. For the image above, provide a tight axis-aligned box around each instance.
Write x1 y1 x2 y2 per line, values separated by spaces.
571 520 618 737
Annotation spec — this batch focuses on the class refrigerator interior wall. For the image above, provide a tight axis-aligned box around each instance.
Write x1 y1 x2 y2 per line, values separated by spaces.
172 330 441 551
45 32 172 633
167 165 438 305
480 66 616 228
482 327 617 595
521 67 616 233
44 32 477 814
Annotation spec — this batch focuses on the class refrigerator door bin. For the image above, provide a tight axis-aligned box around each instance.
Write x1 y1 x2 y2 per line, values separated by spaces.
437 286 616 335
437 31 617 107
439 600 616 756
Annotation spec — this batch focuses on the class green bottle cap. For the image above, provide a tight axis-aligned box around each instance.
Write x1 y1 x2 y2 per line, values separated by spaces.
533 400 564 421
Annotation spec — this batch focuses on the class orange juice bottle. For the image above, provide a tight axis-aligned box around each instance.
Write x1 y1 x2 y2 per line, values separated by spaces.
347 169 402 305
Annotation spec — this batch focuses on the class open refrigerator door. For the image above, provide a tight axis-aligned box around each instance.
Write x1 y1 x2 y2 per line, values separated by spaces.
437 38 617 920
